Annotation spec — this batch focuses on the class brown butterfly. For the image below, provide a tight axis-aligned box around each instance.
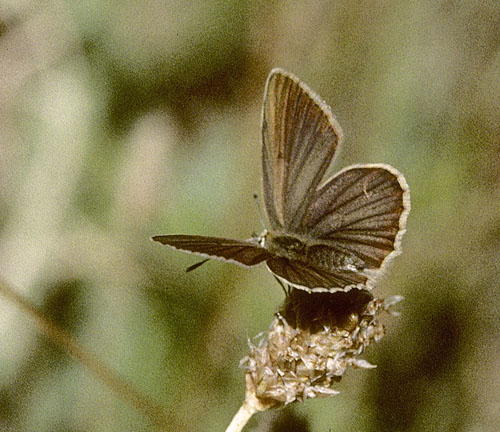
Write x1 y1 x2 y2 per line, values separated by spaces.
152 69 410 293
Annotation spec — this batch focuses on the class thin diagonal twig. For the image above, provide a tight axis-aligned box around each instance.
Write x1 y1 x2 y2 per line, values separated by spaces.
0 278 171 431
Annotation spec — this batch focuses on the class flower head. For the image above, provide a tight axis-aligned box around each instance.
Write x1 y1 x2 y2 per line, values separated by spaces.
241 288 403 408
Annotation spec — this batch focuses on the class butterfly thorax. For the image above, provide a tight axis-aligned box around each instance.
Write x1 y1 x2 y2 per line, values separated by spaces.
264 232 310 262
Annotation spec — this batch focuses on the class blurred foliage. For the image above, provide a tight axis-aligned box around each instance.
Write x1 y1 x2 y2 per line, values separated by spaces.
0 1 499 431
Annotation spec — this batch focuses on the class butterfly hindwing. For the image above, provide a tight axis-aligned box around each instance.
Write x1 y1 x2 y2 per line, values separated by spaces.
297 165 410 275
266 257 369 293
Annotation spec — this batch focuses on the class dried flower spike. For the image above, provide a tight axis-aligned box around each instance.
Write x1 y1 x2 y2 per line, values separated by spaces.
226 289 402 432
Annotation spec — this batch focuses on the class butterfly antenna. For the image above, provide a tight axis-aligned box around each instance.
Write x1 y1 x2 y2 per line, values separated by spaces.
253 193 267 231
185 258 210 273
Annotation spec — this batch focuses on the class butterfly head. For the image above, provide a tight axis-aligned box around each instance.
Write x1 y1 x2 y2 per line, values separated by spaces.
254 229 269 248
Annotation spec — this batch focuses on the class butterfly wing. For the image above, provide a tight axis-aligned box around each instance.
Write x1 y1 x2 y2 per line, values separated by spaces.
261 69 343 231
261 69 409 292
267 257 368 293
299 164 409 282
265 165 409 292
151 235 272 267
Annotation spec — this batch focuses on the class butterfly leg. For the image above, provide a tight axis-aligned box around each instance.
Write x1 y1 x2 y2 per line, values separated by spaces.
185 258 210 273
273 275 290 296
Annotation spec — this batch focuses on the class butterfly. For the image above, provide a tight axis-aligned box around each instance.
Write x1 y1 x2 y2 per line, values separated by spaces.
152 68 410 293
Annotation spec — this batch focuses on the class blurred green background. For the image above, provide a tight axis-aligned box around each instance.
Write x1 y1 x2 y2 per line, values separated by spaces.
1 1 499 431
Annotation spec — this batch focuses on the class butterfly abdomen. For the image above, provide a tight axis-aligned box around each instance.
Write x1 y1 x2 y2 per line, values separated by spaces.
306 244 365 271
266 233 366 272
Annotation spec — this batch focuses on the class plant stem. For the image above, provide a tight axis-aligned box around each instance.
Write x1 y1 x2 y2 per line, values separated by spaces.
225 400 259 432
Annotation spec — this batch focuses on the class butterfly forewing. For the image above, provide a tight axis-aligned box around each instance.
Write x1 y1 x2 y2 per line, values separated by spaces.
151 235 272 267
262 69 343 231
